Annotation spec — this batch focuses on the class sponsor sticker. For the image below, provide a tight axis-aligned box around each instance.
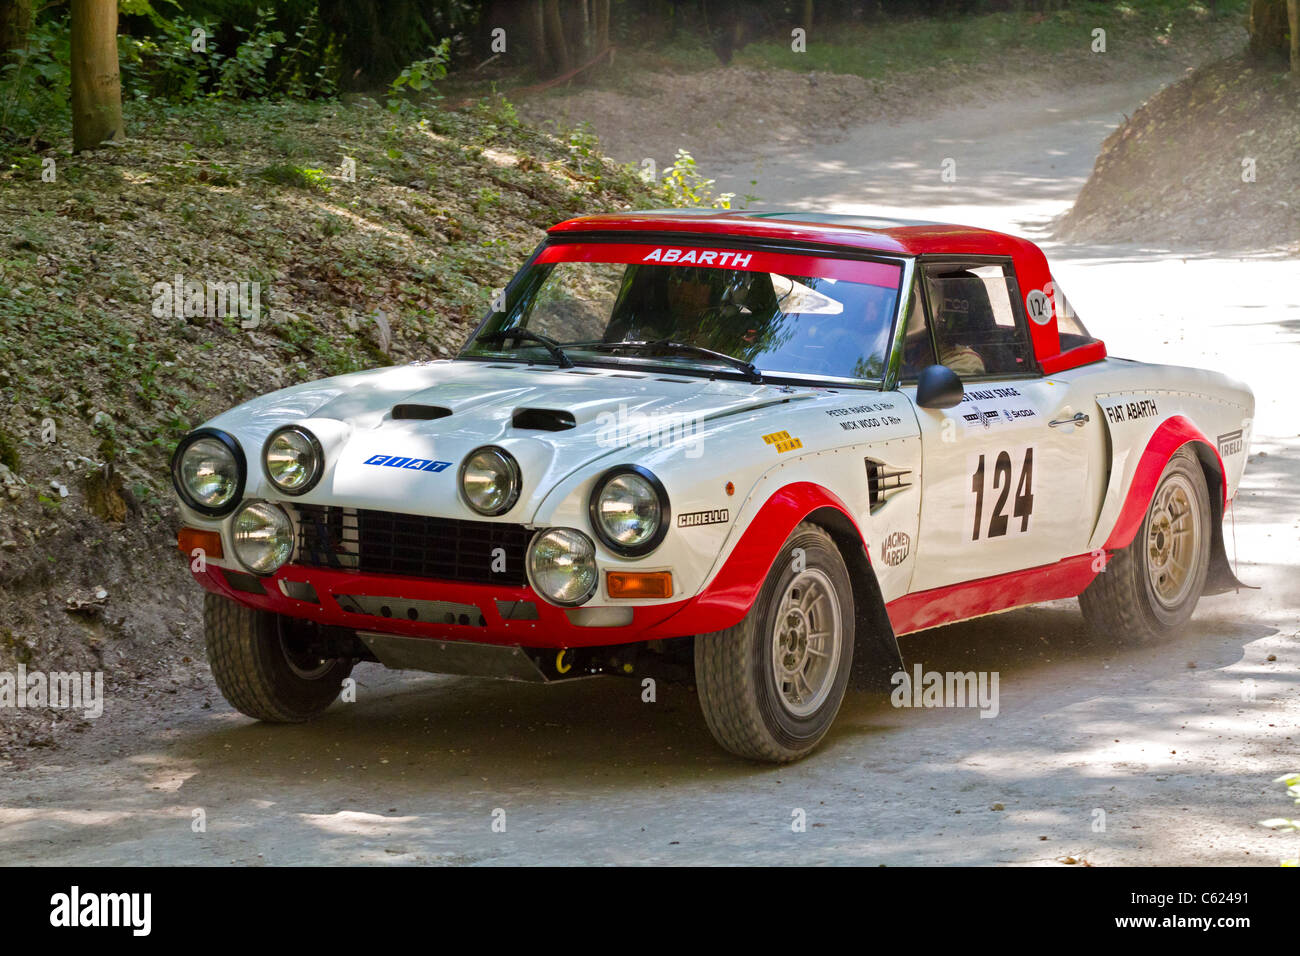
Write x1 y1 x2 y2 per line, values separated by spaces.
1217 429 1243 457
678 509 729 528
881 531 911 566
762 430 804 453
1100 397 1159 424
364 454 453 473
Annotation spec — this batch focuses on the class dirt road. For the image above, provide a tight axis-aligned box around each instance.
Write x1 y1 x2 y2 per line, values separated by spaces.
2 77 1297 867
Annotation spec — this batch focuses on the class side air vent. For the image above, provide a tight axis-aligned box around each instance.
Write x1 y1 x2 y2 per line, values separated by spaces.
392 404 453 421
512 407 576 431
865 459 912 511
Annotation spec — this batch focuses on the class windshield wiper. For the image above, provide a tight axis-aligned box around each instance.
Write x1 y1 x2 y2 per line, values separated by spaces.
575 339 763 384
475 328 574 369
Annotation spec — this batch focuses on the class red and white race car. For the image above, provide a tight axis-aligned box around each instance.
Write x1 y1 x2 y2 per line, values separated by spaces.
172 211 1254 762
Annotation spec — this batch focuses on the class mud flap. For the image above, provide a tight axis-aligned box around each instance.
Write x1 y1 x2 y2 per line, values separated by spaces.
1203 515 1257 595
850 561 906 694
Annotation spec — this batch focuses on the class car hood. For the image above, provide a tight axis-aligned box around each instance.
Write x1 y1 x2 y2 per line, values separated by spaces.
208 359 818 520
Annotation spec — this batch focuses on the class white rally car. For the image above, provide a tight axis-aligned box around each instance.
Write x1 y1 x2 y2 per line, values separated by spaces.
171 211 1254 762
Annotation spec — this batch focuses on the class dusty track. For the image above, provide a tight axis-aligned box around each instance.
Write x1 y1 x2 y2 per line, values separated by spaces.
2 77 1297 866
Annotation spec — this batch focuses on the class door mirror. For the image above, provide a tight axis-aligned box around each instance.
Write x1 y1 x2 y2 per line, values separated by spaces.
915 363 964 409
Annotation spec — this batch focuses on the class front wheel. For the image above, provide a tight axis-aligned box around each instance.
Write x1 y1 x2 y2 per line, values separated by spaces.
694 523 855 762
1079 447 1211 643
204 593 353 722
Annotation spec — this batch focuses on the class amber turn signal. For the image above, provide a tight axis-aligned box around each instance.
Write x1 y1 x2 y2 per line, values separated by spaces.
177 527 223 560
606 570 672 599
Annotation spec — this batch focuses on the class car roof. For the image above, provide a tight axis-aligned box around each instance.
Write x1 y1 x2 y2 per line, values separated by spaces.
548 209 1042 258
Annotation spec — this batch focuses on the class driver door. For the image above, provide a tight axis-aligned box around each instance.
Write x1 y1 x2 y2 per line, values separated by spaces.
898 258 1099 593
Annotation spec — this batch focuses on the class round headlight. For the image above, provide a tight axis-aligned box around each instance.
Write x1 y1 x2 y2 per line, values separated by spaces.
589 466 669 557
232 501 295 575
264 426 323 495
460 446 520 516
172 430 244 516
527 528 598 607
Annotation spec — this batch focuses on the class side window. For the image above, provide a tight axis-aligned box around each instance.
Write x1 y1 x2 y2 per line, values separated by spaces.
923 262 1035 378
898 280 936 381
1049 276 1097 351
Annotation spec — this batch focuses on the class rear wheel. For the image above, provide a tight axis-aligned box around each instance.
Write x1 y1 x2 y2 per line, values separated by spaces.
694 523 855 762
1079 448 1211 643
204 593 353 722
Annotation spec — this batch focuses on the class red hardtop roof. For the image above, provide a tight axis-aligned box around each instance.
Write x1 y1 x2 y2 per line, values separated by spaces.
548 209 1108 376
548 209 1043 258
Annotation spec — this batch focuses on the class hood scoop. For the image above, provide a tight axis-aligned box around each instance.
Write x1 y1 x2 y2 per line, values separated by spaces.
392 403 453 421
512 407 576 431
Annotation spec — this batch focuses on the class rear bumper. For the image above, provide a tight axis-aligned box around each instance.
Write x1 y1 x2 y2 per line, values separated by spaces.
193 563 694 648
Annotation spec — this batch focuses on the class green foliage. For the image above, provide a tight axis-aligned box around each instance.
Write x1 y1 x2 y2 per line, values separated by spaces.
119 16 214 102
215 7 285 99
660 149 733 209
0 428 19 472
273 8 338 99
727 1 1249 80
0 16 71 146
259 161 330 191
1260 772 1300 866
387 39 451 113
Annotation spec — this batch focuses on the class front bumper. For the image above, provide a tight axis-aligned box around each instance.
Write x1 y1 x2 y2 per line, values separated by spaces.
193 562 695 649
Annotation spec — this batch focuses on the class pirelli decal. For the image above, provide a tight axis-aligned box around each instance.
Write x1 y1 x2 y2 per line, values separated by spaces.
1217 429 1244 457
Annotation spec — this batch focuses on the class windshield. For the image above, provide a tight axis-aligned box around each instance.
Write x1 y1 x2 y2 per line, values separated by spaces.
460 241 904 384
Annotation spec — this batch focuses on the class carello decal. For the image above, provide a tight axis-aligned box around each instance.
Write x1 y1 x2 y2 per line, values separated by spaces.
364 455 453 472
678 509 729 528
881 531 911 567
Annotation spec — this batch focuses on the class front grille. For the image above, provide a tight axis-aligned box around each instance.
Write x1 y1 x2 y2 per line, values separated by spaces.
291 504 530 586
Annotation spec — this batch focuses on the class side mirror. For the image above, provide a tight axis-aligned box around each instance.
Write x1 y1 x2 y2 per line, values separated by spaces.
915 363 964 409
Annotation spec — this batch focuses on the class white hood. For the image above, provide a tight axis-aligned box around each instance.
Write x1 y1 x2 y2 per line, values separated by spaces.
207 359 816 520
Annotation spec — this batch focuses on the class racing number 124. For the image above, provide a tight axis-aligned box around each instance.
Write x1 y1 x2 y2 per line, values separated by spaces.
971 447 1034 540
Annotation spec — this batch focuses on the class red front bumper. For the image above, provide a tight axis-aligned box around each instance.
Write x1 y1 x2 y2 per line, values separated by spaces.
193 563 698 649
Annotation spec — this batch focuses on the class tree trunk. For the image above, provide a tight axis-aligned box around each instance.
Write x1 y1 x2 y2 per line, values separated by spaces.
542 0 570 74
0 0 32 63
1289 0 1300 75
1248 0 1290 60
593 0 610 51
530 0 550 71
70 0 124 151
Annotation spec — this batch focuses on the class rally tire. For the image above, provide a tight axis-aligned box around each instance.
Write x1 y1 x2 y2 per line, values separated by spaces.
694 523 855 763
1079 448 1212 644
204 593 352 722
